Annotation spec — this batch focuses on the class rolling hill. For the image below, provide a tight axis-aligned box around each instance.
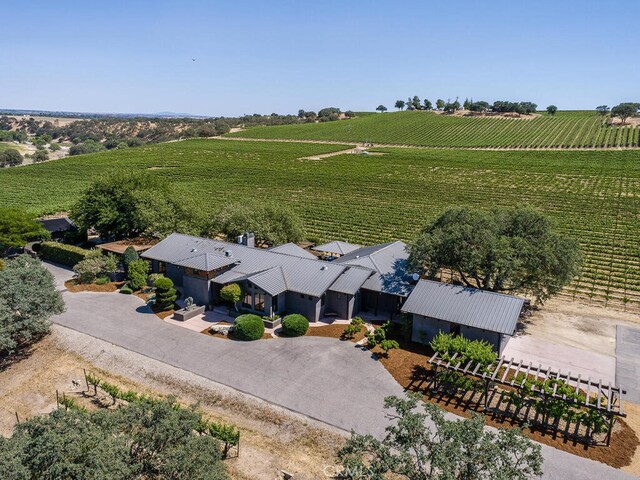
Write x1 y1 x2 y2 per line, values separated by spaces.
228 110 640 149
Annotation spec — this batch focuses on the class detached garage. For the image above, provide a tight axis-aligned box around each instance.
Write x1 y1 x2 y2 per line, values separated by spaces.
402 279 524 355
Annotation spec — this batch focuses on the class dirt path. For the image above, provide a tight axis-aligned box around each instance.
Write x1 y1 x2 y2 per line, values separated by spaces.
218 136 640 151
0 327 344 479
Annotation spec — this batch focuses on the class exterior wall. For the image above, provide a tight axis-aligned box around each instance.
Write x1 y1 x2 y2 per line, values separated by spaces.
326 291 354 319
411 314 506 353
285 292 321 322
165 264 183 287
182 275 210 307
360 290 402 321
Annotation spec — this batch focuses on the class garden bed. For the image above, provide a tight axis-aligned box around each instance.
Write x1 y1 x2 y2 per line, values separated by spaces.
305 323 366 343
201 324 272 341
64 279 124 293
370 335 639 469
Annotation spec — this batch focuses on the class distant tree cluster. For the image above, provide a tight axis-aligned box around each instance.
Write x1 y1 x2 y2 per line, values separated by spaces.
390 97 538 114
594 103 639 125
0 148 23 167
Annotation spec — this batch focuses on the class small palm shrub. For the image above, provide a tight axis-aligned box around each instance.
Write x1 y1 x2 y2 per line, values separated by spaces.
281 314 309 337
233 314 265 341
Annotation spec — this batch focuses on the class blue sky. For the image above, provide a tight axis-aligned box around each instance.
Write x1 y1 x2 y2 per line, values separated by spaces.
2 1 638 116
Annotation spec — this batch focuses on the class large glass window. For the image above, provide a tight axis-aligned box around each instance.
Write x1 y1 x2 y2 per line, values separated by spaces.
254 291 265 312
242 289 252 308
272 294 279 312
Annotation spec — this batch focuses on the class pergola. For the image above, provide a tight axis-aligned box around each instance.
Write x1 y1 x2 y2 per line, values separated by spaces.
428 351 626 446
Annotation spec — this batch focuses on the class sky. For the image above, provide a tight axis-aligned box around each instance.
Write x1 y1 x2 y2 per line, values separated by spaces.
2 0 639 116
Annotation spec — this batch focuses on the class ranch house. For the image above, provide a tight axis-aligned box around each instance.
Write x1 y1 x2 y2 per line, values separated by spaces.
141 233 412 323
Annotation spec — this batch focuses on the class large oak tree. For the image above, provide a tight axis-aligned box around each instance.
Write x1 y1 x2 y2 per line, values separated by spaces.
407 206 582 303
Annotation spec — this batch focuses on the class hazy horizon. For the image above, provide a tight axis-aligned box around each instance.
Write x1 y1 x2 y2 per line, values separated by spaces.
2 0 639 117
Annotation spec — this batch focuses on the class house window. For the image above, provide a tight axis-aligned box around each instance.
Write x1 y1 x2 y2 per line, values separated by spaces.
158 261 166 273
272 294 279 312
254 291 265 312
242 290 252 308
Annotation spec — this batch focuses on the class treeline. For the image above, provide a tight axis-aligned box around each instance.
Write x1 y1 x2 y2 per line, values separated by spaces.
0 107 349 158
380 96 539 115
596 102 640 125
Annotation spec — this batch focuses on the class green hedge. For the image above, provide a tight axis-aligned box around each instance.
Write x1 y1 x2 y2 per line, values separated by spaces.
233 314 265 341
40 241 92 267
281 314 309 337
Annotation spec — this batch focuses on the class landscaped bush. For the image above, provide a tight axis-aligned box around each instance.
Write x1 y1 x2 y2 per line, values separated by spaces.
220 283 242 313
365 321 392 347
122 246 139 272
281 314 309 337
147 273 164 287
343 316 364 339
119 285 133 294
430 332 497 368
233 314 265 341
127 259 150 291
154 277 177 310
95 276 110 285
73 251 118 284
40 241 92 266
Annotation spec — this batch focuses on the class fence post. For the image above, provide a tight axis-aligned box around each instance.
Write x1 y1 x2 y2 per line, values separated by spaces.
15 412 20 425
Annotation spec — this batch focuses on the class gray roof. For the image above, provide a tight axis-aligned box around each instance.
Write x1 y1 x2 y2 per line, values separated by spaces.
268 243 318 260
173 252 237 271
334 241 412 296
247 267 287 296
312 241 361 256
40 216 75 233
401 279 524 335
328 267 374 295
143 233 348 297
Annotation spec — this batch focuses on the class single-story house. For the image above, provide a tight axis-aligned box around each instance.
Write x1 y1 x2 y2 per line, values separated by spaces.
402 279 524 354
39 216 76 241
141 233 412 322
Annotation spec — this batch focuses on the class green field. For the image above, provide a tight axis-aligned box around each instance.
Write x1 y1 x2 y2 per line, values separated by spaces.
0 138 638 309
228 110 640 149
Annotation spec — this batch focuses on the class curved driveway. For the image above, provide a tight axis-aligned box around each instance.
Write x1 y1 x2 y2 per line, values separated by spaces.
46 263 638 479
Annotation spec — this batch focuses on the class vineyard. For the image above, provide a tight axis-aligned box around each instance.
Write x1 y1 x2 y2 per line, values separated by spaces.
0 139 638 309
228 110 640 149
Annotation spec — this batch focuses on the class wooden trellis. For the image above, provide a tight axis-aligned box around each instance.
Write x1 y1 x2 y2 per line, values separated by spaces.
428 351 626 446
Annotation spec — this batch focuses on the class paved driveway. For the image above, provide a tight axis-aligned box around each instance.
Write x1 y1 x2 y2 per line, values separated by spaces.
616 326 640 403
45 264 637 479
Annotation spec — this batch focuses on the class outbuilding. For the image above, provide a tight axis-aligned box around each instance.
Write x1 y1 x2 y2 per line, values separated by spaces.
402 279 524 354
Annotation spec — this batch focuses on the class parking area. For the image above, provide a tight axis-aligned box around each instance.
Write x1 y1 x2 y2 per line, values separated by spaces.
503 334 617 384
616 325 640 402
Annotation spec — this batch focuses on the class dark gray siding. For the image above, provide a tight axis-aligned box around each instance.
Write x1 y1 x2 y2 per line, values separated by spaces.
285 292 321 322
182 275 210 307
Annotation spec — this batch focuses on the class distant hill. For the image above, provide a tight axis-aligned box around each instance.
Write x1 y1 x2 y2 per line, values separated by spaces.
228 110 640 149
0 108 205 119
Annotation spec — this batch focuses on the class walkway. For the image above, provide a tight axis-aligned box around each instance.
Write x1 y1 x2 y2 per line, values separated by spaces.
616 326 640 403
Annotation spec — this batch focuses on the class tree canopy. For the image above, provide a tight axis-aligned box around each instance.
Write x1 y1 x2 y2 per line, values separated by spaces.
407 206 582 303
376 105 388 113
71 171 201 240
338 394 543 480
0 148 23 167
0 208 50 255
546 105 558 115
0 255 64 356
211 202 304 248
395 100 405 111
0 397 229 480
611 102 639 125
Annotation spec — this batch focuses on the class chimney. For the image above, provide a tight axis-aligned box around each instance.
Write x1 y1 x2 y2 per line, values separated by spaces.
241 232 255 248
236 235 244 245
224 249 233 257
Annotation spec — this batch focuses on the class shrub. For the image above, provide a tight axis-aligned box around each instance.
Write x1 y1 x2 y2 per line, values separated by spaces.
119 285 133 294
430 332 497 368
154 277 177 310
127 259 150 291
233 314 265 341
220 283 242 313
122 246 139 272
343 316 364 339
73 251 118 283
95 276 110 285
147 273 164 287
380 339 399 354
40 241 92 266
281 314 309 337
366 321 391 347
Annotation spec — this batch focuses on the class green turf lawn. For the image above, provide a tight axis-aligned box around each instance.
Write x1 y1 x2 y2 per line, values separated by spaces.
228 110 640 149
0 138 638 308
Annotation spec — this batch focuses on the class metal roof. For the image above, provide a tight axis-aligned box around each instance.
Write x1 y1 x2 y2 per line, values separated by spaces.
247 267 287 296
173 252 237 271
328 267 374 295
312 241 361 256
268 243 318 260
401 279 524 335
143 233 347 297
334 241 412 296
40 216 75 233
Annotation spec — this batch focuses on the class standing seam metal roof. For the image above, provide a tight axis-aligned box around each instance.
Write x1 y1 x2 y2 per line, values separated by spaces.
268 243 318 259
401 279 524 335
312 241 361 255
142 233 347 297
328 267 374 295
